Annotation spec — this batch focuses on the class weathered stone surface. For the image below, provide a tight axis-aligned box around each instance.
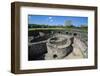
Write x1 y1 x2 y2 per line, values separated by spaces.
28 30 88 60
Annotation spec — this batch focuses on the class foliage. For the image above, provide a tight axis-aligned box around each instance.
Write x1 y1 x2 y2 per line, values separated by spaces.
28 24 88 32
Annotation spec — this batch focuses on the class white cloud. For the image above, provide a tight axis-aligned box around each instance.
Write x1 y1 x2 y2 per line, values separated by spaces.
49 17 52 19
50 20 53 22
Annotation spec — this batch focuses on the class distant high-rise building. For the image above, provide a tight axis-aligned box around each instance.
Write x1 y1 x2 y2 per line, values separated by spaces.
64 20 72 26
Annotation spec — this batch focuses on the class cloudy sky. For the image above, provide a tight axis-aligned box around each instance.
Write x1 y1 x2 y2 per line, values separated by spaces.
28 15 88 27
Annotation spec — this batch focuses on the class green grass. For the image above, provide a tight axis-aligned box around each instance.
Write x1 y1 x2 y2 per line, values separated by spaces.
28 27 87 33
28 28 67 31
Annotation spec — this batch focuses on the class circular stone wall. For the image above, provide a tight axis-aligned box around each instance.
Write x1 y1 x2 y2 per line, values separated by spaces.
45 34 73 59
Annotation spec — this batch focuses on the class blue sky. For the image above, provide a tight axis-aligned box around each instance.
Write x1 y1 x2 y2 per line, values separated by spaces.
28 15 88 27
